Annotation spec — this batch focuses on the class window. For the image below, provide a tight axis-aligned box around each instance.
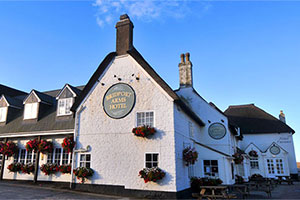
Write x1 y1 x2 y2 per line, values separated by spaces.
15 149 36 164
250 158 259 169
203 160 219 177
0 107 7 122
57 98 73 116
62 149 70 165
267 159 275 174
24 103 38 120
54 148 62 164
47 152 53 163
80 154 91 168
145 153 158 168
19 149 26 164
137 112 154 127
189 122 194 137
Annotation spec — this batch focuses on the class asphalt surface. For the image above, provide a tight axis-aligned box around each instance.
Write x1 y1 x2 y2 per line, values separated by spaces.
0 181 130 199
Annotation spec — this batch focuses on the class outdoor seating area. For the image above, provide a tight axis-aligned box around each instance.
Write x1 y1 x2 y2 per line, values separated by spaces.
191 175 297 199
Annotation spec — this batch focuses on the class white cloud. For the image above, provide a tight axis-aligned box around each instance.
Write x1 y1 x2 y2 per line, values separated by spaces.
93 0 211 27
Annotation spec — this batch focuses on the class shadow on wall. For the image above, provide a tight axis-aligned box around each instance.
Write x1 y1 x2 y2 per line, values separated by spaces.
157 171 173 186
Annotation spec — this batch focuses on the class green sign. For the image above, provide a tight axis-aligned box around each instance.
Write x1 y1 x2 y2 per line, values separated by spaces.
103 83 136 119
208 123 226 140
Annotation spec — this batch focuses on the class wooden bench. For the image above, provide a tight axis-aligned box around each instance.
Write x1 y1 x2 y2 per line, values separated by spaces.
192 186 237 200
227 184 249 199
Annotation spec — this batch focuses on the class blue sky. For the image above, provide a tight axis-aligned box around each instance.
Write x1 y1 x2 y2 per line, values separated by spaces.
1 1 300 160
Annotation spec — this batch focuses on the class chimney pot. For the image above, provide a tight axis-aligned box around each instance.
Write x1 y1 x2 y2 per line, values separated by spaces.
180 54 185 64
120 14 129 20
279 110 286 123
185 52 190 63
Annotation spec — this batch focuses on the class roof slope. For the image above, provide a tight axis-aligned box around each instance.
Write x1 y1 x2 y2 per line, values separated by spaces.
0 85 83 135
71 49 205 126
0 84 27 97
224 104 295 134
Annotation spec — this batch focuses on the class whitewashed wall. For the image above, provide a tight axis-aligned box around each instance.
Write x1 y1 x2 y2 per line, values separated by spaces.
3 135 72 182
175 88 236 156
240 133 297 175
173 105 234 190
75 55 176 192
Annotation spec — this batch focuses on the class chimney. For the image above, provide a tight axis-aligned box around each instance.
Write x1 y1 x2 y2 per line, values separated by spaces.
115 14 134 55
279 110 286 123
178 52 193 87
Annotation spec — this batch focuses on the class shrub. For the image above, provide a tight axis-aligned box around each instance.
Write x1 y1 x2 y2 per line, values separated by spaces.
183 147 198 166
7 162 22 173
235 175 245 184
190 177 223 193
59 164 72 174
40 163 59 175
132 126 156 138
233 152 244 164
61 137 75 153
38 140 53 154
139 167 165 183
73 167 94 183
25 139 39 152
21 163 35 174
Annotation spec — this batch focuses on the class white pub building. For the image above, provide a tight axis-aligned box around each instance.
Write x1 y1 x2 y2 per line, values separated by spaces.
0 15 297 198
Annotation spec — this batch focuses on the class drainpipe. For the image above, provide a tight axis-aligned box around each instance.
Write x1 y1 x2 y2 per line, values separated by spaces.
0 138 8 180
33 136 41 183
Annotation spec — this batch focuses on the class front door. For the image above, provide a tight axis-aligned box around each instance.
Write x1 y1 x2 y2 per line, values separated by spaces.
266 158 284 176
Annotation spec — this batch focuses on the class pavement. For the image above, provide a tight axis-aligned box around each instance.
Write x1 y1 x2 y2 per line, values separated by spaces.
0 181 131 199
0 180 300 199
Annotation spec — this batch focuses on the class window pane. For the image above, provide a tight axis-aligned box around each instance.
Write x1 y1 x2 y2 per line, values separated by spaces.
153 154 158 162
146 163 152 168
86 154 91 161
146 154 151 162
47 152 53 163
26 151 32 164
211 160 218 165
137 112 154 127
80 154 85 162
54 148 62 164
204 160 210 165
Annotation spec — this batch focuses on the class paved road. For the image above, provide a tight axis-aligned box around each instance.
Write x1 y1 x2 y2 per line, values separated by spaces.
0 182 129 199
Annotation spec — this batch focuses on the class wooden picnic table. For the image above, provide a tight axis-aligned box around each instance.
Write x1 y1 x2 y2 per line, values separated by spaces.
227 184 249 199
192 185 236 200
245 181 272 198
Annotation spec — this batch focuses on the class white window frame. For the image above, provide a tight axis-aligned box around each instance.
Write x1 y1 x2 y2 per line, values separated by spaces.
144 152 159 168
0 107 7 122
57 98 73 116
136 111 155 127
203 160 219 178
24 103 38 120
15 149 36 164
79 153 91 168
250 158 259 169
47 147 72 165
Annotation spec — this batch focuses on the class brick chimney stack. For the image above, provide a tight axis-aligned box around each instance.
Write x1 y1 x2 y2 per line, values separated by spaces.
115 14 134 56
178 52 193 87
279 110 286 123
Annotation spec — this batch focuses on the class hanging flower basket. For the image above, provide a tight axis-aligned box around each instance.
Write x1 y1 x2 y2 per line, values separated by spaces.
233 152 244 164
59 164 72 174
248 150 258 157
0 141 18 157
25 139 39 152
73 167 94 184
21 163 35 174
38 140 53 154
183 147 198 166
139 167 166 183
132 125 156 138
61 136 75 153
7 162 23 173
40 163 59 175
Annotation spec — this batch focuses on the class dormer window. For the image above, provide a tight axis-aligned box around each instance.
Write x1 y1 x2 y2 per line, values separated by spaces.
57 98 73 116
24 103 38 120
0 107 7 122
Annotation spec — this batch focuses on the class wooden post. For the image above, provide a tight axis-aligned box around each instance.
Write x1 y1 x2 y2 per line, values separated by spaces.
0 138 8 180
33 136 41 183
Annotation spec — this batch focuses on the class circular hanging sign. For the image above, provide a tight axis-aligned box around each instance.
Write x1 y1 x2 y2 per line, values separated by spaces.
208 123 226 140
270 145 280 155
103 83 136 119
